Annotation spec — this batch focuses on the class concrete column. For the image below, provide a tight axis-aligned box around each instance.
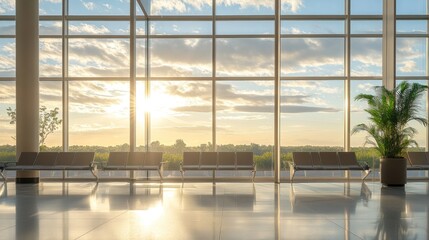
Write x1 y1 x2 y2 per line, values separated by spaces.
274 0 281 183
383 0 396 90
16 0 39 183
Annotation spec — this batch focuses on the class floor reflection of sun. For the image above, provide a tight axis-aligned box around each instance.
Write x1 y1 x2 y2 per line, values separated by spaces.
136 202 164 227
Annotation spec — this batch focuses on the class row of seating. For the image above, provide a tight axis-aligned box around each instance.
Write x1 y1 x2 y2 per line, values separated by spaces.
0 152 98 181
406 152 429 170
0 151 166 182
103 152 164 181
290 152 371 182
180 152 255 181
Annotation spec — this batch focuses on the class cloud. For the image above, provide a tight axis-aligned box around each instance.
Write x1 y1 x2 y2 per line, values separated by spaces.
150 39 211 77
172 105 211 112
150 0 211 14
0 82 15 103
149 0 301 15
68 39 130 77
0 40 15 77
233 105 339 113
396 38 425 75
281 0 304 13
282 38 344 76
357 82 377 92
81 0 95 10
68 82 129 114
0 0 14 14
165 82 211 100
102 3 112 9
0 24 14 35
69 23 110 35
217 38 274 77
398 61 417 73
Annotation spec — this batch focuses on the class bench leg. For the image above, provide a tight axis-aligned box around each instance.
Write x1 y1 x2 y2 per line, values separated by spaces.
180 170 184 182
252 170 256 182
90 167 99 182
0 170 6 182
158 169 163 183
212 170 215 184
290 167 296 182
362 169 372 181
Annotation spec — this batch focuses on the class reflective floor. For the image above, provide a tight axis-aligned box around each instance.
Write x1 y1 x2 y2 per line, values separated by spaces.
0 181 428 240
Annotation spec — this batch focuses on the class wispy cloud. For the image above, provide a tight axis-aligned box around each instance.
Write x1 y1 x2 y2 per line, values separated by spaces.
0 0 14 14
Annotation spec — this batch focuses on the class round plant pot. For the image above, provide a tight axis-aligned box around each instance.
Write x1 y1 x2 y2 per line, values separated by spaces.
380 157 407 187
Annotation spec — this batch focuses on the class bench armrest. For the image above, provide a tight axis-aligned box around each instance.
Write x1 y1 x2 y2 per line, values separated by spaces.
4 161 17 167
358 161 370 170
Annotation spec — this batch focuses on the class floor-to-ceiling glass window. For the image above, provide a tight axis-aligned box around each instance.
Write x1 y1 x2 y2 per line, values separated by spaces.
280 0 346 179
349 0 383 174
0 1 15 164
396 0 429 178
216 1 275 178
2 0 429 181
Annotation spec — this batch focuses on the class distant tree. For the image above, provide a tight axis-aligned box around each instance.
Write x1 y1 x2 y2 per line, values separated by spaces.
7 106 62 147
173 139 186 153
151 141 161 150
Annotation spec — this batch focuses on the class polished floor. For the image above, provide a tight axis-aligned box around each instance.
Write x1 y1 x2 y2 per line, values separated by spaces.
0 181 428 240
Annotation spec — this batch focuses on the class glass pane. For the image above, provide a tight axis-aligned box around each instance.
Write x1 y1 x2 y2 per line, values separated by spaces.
149 0 212 16
150 38 212 77
0 21 14 35
0 38 15 77
396 20 427 34
351 21 382 34
69 0 130 15
69 39 130 77
136 81 146 149
351 38 382 76
40 0 62 15
40 38 62 78
282 20 344 34
396 0 427 15
39 81 62 150
136 21 146 35
40 21 62 35
150 21 211 35
282 0 344 15
281 38 344 77
0 1 15 15
396 38 427 76
217 21 274 35
351 80 382 169
216 81 274 174
216 38 274 77
136 39 146 77
69 21 129 35
281 80 344 147
150 81 212 174
69 81 130 150
0 81 15 163
217 0 274 15
351 0 382 15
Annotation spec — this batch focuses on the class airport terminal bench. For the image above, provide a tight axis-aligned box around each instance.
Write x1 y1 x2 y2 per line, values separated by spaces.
102 152 164 181
290 152 371 182
180 152 256 182
406 152 429 171
0 151 98 181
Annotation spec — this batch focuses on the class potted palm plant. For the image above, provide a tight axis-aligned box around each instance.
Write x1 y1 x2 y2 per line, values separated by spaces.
353 81 427 186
